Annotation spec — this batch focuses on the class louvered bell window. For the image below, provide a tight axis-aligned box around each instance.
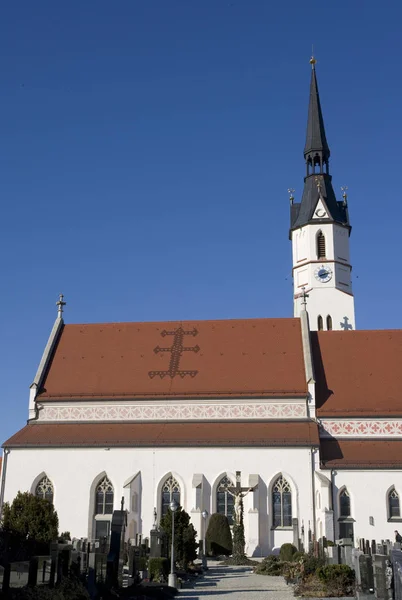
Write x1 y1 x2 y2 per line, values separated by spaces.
317 232 326 259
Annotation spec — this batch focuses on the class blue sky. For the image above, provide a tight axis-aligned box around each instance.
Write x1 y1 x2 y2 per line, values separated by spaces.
1 0 401 444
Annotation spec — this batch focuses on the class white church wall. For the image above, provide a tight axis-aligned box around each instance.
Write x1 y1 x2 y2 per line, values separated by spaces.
322 469 402 543
3 446 314 556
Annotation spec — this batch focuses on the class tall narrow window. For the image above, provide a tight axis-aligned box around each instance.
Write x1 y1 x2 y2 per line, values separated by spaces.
317 231 326 259
318 315 323 331
161 475 181 516
326 315 333 331
340 489 351 517
35 475 54 503
339 488 354 540
216 476 235 525
272 476 292 528
389 489 400 519
95 476 114 515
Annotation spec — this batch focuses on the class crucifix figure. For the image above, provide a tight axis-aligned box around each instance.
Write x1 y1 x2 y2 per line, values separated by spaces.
226 471 257 525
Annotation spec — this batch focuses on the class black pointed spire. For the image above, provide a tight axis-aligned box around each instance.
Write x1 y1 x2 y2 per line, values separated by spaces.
290 58 349 232
304 58 330 162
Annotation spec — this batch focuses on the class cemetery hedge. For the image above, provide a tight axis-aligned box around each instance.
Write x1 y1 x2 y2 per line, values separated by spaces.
205 514 232 556
148 557 169 582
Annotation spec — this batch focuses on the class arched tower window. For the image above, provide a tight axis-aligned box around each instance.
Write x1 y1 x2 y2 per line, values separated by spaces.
326 315 333 331
318 315 323 331
161 475 181 516
35 475 54 503
95 476 114 516
388 488 400 519
317 231 326 259
216 475 235 525
272 475 292 528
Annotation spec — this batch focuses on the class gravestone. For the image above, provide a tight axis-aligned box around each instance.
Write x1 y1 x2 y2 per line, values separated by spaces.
106 499 127 589
373 554 392 600
359 554 374 593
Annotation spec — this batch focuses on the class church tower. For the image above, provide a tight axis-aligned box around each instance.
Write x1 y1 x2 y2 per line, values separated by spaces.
290 58 355 331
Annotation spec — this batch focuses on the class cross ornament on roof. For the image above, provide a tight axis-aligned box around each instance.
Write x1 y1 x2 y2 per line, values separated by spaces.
294 287 312 309
56 294 66 318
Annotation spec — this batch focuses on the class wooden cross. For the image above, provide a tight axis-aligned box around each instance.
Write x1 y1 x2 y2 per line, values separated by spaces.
148 327 200 379
226 471 258 524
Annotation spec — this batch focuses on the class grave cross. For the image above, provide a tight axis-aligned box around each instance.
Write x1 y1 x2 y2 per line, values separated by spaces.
226 471 258 524
121 496 125 511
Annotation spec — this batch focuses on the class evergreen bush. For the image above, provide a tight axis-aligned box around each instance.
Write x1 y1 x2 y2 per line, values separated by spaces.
205 513 232 556
148 557 169 582
160 506 198 569
279 543 297 562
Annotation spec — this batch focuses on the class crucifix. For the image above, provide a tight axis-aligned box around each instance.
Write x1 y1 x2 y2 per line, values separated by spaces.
226 471 258 525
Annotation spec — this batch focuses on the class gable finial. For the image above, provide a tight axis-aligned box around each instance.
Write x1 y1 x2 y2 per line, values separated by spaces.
341 186 348 206
310 49 316 69
288 188 295 204
56 293 66 318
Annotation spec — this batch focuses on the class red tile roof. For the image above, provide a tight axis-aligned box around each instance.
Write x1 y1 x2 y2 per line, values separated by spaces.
313 330 402 417
3 421 319 448
37 319 307 400
320 439 402 468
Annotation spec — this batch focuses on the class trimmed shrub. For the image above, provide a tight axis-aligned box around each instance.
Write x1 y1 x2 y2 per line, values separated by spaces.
148 557 169 582
279 543 297 562
292 551 305 562
254 556 286 576
317 563 355 586
205 513 232 556
302 553 326 576
160 506 198 568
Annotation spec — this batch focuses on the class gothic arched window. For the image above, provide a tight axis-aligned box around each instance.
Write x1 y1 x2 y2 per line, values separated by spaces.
317 231 326 259
318 315 323 331
216 476 235 525
161 475 181 516
95 476 114 515
388 488 400 519
339 488 351 517
326 315 333 331
35 475 54 503
272 476 292 528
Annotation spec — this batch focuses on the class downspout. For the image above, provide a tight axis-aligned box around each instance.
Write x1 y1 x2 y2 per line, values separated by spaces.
311 447 317 541
0 449 10 519
331 469 336 542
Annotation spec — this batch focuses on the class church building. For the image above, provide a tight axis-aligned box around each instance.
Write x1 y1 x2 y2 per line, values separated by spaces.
1 59 401 556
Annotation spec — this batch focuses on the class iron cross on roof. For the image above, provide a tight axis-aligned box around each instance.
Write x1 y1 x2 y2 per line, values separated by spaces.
294 287 312 309
148 327 200 379
56 294 66 317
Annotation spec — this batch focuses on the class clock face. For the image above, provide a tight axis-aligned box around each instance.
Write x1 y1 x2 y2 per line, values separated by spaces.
314 265 333 283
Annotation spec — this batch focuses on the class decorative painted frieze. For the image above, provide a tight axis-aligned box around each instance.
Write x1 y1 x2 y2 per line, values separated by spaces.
37 400 307 422
320 420 402 438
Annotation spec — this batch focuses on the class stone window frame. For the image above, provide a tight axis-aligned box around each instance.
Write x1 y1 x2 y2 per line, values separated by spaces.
88 472 115 541
271 474 293 529
32 473 54 504
387 486 402 523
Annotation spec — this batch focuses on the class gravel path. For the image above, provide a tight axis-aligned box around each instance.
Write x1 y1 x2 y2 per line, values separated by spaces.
179 564 295 600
